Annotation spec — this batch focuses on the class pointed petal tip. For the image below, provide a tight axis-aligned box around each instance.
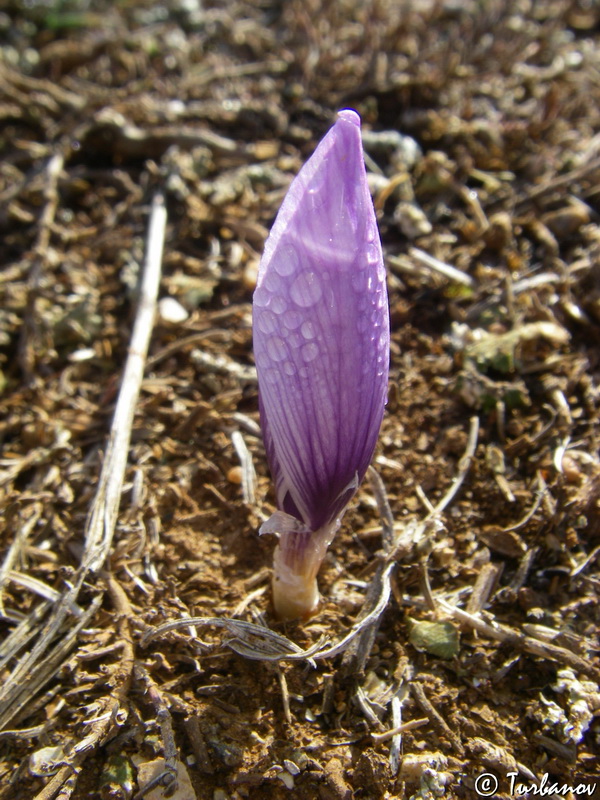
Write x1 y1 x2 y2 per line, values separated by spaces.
337 108 361 127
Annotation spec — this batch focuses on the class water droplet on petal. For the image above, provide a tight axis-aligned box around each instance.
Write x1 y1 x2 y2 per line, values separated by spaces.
366 243 381 265
301 321 316 339
253 287 270 308
274 246 299 277
290 272 322 307
307 184 326 211
270 295 287 314
265 271 282 292
266 336 287 362
257 310 278 334
301 341 319 363
283 310 303 330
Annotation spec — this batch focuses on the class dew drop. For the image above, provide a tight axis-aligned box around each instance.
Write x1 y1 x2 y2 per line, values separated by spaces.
366 243 381 265
257 310 278 335
301 321 316 340
270 295 287 314
307 185 326 211
301 341 319 363
262 366 278 384
253 287 270 308
266 336 287 362
283 309 303 330
265 270 282 292
274 246 299 277
283 361 297 376
290 271 322 307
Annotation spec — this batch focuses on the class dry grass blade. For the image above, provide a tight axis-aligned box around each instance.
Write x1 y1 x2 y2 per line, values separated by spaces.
319 561 394 663
0 602 52 672
133 664 178 798
5 571 82 613
371 716 428 744
340 564 393 673
411 682 464 756
83 192 167 573
0 195 165 743
142 616 327 667
343 419 479 671
428 416 479 517
388 695 403 772
0 596 102 731
232 430 257 505
408 246 475 288
142 566 393 667
339 469 397 673
190 348 257 381
368 465 394 552
0 504 43 613
18 152 64 383
570 544 600 578
439 601 600 682
516 153 600 207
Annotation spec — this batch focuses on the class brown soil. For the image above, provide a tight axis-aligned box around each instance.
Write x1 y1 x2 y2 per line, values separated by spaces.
0 1 599 799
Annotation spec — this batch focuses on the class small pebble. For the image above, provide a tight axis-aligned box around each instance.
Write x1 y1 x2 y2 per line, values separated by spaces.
394 201 432 239
278 771 295 789
227 466 244 484
243 260 259 291
158 296 189 324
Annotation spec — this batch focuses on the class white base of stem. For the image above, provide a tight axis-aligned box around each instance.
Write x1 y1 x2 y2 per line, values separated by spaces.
272 544 320 621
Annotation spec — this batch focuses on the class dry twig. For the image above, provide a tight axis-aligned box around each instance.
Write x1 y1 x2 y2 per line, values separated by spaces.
411 682 464 756
83 193 166 573
18 152 64 383
133 664 179 798
439 601 600 682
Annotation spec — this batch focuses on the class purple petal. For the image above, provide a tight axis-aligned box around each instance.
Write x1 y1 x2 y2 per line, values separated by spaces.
253 109 389 532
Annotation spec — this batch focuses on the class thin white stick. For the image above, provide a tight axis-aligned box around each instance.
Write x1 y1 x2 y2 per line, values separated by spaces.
232 430 257 505
429 416 479 517
84 193 167 572
388 695 402 771
409 246 475 287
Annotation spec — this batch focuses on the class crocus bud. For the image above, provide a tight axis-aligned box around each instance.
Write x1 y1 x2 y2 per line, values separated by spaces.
253 109 390 620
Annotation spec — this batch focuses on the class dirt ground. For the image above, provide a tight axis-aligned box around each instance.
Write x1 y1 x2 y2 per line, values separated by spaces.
0 1 599 798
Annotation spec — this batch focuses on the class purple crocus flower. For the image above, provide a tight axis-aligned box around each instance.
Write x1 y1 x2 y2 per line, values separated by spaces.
253 109 390 620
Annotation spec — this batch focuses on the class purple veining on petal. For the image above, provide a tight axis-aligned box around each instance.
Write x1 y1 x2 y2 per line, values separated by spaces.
253 108 390 534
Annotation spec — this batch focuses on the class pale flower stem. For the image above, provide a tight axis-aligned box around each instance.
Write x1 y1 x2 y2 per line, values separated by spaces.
272 522 338 620
272 545 320 621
